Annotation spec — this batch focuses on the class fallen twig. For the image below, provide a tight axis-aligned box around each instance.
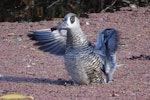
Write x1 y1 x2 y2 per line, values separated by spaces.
101 0 118 13
47 0 60 8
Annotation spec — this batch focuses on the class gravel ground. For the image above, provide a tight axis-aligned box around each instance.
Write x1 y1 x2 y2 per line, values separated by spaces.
0 7 150 100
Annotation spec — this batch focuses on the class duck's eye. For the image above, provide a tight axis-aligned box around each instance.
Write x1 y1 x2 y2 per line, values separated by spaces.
70 16 75 24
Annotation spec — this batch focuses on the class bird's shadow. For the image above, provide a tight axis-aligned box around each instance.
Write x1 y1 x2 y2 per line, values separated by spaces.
0 76 73 86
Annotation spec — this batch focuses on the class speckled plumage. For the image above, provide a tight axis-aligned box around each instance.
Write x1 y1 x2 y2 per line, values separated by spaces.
29 13 118 85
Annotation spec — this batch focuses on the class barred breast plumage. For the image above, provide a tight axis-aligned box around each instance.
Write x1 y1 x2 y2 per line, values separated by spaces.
64 46 104 84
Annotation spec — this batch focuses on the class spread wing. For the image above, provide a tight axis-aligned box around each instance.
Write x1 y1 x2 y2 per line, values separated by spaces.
94 28 118 76
28 29 67 56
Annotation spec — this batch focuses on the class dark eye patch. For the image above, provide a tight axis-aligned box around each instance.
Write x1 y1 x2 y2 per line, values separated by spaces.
70 16 75 24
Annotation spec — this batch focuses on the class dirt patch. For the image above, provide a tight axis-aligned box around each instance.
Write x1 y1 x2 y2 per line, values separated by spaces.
0 7 150 100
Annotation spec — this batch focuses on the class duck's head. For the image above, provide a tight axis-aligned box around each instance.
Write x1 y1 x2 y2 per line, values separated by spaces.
51 13 80 31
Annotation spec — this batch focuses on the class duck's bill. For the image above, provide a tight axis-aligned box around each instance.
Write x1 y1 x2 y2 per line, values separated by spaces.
51 21 68 31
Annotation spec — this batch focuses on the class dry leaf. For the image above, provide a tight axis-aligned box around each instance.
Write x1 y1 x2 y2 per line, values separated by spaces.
0 94 34 100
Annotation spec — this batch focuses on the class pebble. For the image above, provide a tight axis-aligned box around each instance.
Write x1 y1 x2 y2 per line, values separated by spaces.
0 74 4 77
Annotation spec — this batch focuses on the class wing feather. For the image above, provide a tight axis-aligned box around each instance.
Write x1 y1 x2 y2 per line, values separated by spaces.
28 29 67 56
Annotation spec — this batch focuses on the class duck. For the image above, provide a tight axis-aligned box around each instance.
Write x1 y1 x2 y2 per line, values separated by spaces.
28 13 118 85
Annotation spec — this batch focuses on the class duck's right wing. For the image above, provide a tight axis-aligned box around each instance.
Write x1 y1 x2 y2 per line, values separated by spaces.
94 28 118 57
28 29 67 56
94 28 118 82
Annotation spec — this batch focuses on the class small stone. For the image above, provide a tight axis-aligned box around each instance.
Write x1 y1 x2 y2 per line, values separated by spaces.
110 91 119 97
86 22 90 25
30 47 36 51
32 63 36 65
27 64 32 68
0 74 3 77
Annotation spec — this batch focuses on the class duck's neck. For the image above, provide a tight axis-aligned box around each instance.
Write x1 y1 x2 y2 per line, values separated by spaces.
66 27 89 49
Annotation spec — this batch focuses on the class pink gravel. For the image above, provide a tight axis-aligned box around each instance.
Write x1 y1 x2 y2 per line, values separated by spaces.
0 7 150 100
